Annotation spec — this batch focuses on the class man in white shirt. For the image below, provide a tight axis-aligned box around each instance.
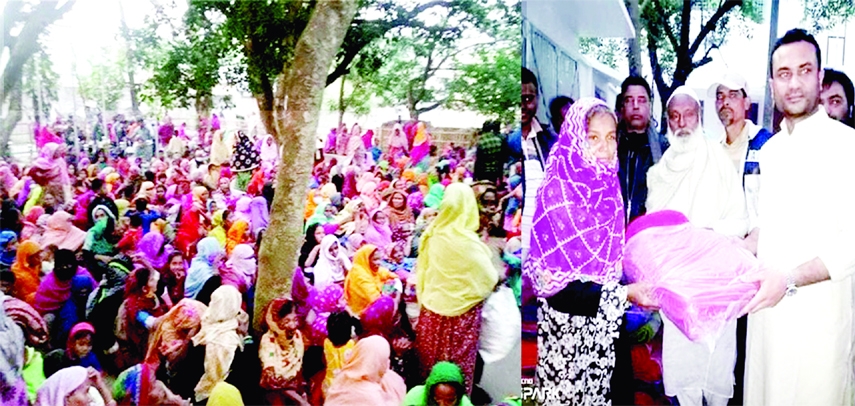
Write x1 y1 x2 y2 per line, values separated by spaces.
743 28 855 405
646 86 748 406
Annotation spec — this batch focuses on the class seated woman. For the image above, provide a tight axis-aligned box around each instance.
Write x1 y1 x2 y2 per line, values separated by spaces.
325 335 407 406
115 267 168 370
36 366 115 406
344 245 399 316
259 297 309 406
44 322 102 378
403 361 474 406
113 363 189 406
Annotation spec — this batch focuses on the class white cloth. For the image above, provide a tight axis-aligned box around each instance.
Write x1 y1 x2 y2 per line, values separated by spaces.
745 107 855 406
312 235 351 288
718 121 766 231
647 129 748 237
520 120 545 262
646 122 748 400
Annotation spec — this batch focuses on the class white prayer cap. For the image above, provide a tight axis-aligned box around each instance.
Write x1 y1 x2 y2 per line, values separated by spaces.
667 86 701 108
707 71 749 97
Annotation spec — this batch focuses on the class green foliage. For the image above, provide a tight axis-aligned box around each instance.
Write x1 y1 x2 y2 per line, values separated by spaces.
579 37 626 70
138 5 241 113
78 49 127 112
448 43 520 125
802 0 855 31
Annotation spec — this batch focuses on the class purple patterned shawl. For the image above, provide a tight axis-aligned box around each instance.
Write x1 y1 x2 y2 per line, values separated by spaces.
523 98 625 297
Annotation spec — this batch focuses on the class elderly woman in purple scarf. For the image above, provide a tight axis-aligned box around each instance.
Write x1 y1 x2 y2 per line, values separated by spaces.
522 98 656 405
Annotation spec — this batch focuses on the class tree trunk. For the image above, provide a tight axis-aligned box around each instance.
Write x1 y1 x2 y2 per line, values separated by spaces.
338 73 347 126
254 74 278 137
118 0 140 116
0 83 23 158
626 0 643 76
195 93 212 121
763 0 779 130
254 0 359 330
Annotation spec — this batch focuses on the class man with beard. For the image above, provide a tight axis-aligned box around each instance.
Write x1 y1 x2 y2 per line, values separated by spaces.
617 76 668 224
707 71 774 405
646 86 748 406
742 28 855 405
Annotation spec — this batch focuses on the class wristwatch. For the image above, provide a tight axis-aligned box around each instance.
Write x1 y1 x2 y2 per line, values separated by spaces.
785 270 798 297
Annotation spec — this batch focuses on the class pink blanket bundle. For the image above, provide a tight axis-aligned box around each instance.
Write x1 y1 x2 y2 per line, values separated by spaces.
622 210 761 343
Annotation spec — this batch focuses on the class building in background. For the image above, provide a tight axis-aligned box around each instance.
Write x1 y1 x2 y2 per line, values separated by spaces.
521 0 635 129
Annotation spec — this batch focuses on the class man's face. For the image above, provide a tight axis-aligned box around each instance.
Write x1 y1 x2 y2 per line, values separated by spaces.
667 94 701 137
621 85 651 132
771 41 822 120
716 85 749 127
521 83 538 126
821 81 849 121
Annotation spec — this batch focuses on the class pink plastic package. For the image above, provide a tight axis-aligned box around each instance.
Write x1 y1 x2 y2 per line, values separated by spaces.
622 210 761 343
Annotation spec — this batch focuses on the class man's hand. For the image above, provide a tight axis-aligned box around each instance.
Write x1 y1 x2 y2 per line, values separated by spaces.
741 267 787 315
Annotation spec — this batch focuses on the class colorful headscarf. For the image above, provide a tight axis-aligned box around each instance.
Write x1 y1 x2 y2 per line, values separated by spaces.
416 183 499 317
36 366 87 406
231 131 260 173
2 295 48 346
359 296 396 339
136 232 173 271
324 335 407 406
310 284 346 314
0 231 17 267
259 297 305 389
226 220 249 255
423 184 444 209
523 98 624 297
10 241 41 304
39 211 86 251
184 237 224 300
222 244 256 292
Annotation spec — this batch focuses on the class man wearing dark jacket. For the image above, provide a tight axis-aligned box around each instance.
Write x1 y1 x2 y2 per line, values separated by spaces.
617 76 668 224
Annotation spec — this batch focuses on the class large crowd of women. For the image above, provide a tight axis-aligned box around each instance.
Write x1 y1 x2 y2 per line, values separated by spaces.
0 115 522 406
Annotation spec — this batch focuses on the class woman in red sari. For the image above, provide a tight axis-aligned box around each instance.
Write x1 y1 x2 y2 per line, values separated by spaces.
174 186 211 257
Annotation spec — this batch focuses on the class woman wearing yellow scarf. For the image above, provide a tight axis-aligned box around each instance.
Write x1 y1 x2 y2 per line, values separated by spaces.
344 244 398 315
415 182 499 395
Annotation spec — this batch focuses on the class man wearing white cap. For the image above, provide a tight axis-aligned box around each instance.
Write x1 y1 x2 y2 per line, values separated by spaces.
646 86 749 406
708 72 775 403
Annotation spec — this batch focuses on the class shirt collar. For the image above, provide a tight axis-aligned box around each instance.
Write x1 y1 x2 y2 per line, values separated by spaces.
780 105 829 136
525 120 543 140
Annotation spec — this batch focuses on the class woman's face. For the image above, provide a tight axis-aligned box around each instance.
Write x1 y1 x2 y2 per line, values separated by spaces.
374 212 388 226
431 383 460 406
27 250 42 268
73 333 93 359
218 177 230 191
156 185 166 200
199 190 210 202
391 193 405 209
145 271 160 295
480 191 498 212
169 256 186 280
5 236 18 252
93 209 107 223
314 226 325 243
65 381 93 406
586 112 618 162
324 205 337 218
370 249 383 269
329 242 339 257
424 210 438 224
42 193 56 208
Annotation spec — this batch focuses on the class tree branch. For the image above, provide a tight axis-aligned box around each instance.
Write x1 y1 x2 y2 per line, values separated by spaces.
688 0 741 57
416 100 444 115
1 0 76 105
680 0 691 55
651 0 679 52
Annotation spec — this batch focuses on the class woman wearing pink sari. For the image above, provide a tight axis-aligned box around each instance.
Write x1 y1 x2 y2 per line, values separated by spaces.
40 211 87 251
387 124 409 160
324 335 406 406
27 143 71 203
364 210 393 254
409 122 432 166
